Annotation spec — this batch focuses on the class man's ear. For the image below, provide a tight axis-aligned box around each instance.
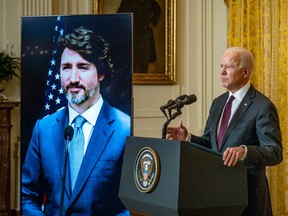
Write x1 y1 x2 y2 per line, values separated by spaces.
243 67 250 78
98 74 105 81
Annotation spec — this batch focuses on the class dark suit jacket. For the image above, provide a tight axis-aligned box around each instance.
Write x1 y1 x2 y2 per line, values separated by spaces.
22 101 131 216
190 85 282 216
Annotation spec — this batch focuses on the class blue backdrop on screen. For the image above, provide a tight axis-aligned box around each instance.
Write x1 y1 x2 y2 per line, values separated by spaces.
21 14 133 163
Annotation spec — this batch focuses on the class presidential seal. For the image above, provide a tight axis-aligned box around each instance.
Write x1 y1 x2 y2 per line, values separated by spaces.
134 147 160 193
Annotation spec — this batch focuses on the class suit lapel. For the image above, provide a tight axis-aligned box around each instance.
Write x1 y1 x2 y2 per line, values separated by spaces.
52 108 71 198
68 102 115 206
220 85 256 150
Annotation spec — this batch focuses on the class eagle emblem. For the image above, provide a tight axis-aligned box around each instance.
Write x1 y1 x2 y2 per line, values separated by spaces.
134 147 160 193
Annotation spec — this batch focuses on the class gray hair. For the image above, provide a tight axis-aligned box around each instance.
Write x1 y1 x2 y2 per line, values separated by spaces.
224 47 254 74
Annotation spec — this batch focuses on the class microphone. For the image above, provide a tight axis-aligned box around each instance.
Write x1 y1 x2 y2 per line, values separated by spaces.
176 94 188 100
168 94 197 110
160 99 176 111
160 94 197 139
64 126 74 141
160 94 188 111
160 99 176 119
60 125 74 216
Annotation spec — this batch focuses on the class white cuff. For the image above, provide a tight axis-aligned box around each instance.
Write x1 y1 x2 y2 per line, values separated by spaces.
239 145 248 161
186 133 192 142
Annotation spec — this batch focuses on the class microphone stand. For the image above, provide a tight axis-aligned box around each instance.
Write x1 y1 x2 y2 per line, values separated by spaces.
161 108 182 139
59 137 70 216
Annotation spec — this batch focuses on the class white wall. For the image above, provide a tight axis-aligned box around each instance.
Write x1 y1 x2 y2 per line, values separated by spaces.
0 0 227 210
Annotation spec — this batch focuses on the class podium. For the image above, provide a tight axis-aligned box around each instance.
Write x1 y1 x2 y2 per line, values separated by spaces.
119 136 248 216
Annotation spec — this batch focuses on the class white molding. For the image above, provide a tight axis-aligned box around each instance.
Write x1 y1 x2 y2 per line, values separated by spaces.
202 0 214 123
212 0 228 98
23 0 52 15
134 110 164 118
202 0 227 122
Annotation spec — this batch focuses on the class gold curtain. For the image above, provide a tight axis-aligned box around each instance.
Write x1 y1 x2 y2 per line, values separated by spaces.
225 0 288 215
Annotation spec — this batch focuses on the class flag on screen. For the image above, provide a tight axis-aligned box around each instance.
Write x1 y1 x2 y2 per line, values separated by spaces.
43 16 67 117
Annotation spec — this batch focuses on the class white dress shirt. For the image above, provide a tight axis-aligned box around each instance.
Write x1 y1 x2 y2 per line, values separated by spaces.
68 95 103 154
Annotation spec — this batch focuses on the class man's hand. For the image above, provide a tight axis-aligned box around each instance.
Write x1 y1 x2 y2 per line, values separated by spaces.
166 121 188 141
222 146 246 166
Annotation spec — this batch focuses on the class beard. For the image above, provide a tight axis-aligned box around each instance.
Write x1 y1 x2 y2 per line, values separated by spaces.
63 83 96 105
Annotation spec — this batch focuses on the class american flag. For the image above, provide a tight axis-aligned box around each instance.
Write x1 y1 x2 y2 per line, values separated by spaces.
43 16 67 117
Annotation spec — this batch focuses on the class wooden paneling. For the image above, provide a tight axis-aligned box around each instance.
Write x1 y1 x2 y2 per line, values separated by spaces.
0 102 19 216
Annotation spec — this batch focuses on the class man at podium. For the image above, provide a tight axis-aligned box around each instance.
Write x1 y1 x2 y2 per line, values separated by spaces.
166 47 282 216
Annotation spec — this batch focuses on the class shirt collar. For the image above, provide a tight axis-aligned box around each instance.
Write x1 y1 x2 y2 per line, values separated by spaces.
68 95 103 126
229 82 251 102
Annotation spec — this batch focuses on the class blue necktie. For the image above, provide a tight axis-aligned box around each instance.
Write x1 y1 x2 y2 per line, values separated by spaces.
69 115 86 190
